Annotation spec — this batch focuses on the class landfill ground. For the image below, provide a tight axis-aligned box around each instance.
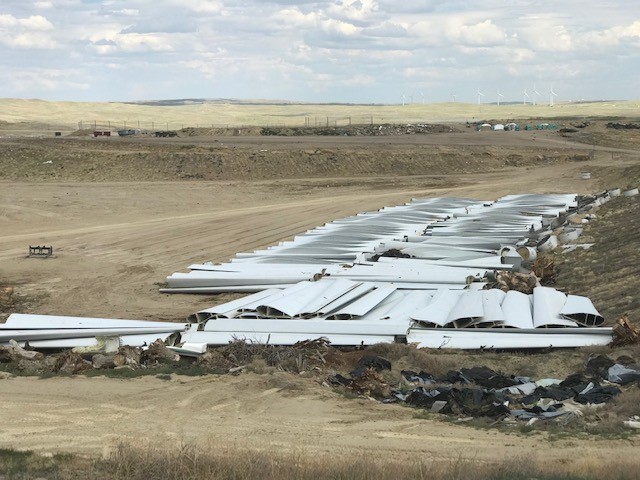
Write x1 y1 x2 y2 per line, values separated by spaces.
1 119 640 474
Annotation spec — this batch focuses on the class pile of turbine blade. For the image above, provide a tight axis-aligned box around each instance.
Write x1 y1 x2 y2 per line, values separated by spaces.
0 314 187 349
166 192 613 351
178 280 609 351
162 194 578 294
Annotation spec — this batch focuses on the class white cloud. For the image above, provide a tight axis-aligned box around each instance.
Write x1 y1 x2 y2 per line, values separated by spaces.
0 14 56 48
326 0 379 23
455 19 506 46
172 0 223 13
0 67 89 92
342 73 375 86
0 1 639 102
0 14 53 30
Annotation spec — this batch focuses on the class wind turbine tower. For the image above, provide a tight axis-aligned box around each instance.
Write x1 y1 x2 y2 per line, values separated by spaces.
477 88 485 105
550 86 558 106
497 89 504 106
533 84 540 106
523 88 529 105
451 94 457 103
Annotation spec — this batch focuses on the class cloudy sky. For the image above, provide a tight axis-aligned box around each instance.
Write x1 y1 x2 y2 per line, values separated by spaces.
1 0 638 103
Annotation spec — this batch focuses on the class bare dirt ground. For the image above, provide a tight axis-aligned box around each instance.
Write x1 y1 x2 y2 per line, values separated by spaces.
0 372 637 472
1 121 640 469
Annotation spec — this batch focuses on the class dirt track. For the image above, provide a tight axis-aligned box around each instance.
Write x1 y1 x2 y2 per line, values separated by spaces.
1 125 640 466
1 372 637 470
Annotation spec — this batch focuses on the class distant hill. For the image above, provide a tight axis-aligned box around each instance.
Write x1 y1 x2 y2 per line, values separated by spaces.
0 98 638 130
122 98 381 107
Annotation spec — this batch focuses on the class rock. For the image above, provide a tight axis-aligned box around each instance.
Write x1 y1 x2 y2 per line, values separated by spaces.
0 371 13 379
0 347 12 363
44 356 59 370
92 354 116 369
7 340 44 361
140 339 179 365
54 352 93 374
16 359 48 375
113 346 141 367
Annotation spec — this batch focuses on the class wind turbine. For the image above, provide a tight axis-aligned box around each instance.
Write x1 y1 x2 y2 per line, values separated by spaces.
497 89 504 106
523 88 530 105
420 92 425 104
550 86 558 106
532 84 540 106
401 94 406 106
451 94 457 103
477 88 485 105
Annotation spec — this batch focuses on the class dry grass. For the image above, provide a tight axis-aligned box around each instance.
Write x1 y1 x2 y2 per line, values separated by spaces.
554 195 640 324
4 441 640 480
587 386 640 435
2 98 640 130
364 342 590 380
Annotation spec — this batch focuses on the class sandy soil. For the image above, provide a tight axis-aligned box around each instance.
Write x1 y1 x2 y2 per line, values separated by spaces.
1 373 638 469
1 125 639 465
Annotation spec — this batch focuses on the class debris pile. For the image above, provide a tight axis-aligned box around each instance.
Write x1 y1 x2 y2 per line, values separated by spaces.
260 124 456 137
328 353 640 423
328 355 392 399
483 271 540 294
606 122 640 130
611 316 640 347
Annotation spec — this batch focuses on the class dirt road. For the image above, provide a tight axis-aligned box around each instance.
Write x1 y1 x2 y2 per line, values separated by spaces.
1 373 638 470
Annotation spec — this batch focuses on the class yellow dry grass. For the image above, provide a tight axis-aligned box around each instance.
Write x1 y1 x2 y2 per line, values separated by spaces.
1 98 639 130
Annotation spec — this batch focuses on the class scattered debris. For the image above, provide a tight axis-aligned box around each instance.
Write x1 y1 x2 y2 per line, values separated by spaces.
328 355 391 399
54 351 93 374
610 316 640 347
155 131 178 138
531 255 557 285
329 354 639 423
113 346 142 367
606 122 640 130
2 339 43 361
484 271 539 294
92 353 116 369
140 339 180 365
28 245 53 258
260 124 456 137
624 417 640 429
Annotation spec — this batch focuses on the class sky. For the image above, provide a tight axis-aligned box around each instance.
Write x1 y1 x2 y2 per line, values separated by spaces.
1 0 639 103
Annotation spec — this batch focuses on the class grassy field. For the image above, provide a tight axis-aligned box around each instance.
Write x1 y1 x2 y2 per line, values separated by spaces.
3 442 640 480
1 98 639 132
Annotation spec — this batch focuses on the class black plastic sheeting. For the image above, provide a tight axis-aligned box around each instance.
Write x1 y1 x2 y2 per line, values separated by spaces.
328 354 640 421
